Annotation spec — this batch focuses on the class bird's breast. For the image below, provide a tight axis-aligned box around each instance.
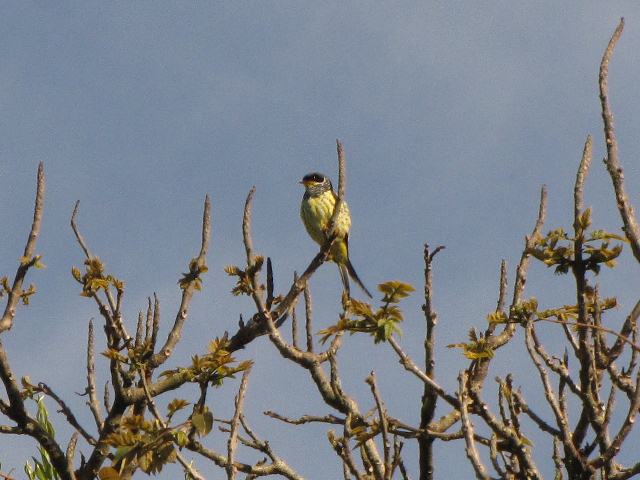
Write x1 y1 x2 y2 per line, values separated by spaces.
300 192 351 244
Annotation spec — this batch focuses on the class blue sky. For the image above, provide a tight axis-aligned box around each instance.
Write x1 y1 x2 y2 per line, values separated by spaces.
1 2 640 478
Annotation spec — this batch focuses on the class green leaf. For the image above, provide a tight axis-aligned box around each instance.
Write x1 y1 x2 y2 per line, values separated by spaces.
191 410 213 436
174 430 189 448
377 281 415 303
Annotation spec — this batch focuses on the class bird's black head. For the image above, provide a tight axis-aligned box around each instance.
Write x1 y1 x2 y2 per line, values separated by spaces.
301 172 327 185
300 172 332 195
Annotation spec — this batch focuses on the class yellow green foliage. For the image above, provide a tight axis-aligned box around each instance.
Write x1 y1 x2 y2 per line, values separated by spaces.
20 254 45 269
318 281 415 344
447 328 494 360
178 257 208 291
224 256 264 296
527 212 626 275
159 337 253 386
103 414 178 476
72 257 124 297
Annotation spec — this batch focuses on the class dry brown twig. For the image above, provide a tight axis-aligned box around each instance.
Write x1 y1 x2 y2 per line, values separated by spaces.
227 368 251 480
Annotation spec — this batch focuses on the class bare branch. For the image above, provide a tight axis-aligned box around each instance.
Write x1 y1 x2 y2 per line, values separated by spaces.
103 381 110 412
187 437 303 480
419 243 444 480
135 312 144 348
264 410 345 426
291 272 299 349
590 371 640 469
534 317 640 353
514 185 548 304
598 18 640 261
0 424 21 434
243 187 257 266
327 139 347 238
366 372 391 479
387 337 459 408
458 373 491 480
150 293 160 353
84 319 103 430
574 135 593 221
66 433 79 480
37 383 96 446
227 369 251 480
468 379 541 479
328 426 364 480
0 162 45 333
492 185 548 349
70 200 91 259
552 438 564 480
508 384 560 437
609 298 640 361
148 195 211 369
304 283 314 352
524 322 587 471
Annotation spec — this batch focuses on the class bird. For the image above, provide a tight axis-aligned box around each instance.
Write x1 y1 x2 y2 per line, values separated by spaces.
299 172 372 298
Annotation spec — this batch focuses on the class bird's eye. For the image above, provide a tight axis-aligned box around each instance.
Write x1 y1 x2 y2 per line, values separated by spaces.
312 174 324 182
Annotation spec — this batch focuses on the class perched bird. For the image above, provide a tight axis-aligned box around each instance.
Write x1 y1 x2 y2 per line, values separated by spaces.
299 172 372 298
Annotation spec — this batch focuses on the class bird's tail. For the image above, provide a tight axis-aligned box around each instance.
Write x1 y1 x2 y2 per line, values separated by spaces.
338 264 351 298
344 260 372 298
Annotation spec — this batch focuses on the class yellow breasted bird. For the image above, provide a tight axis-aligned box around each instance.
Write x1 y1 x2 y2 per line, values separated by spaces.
299 172 372 298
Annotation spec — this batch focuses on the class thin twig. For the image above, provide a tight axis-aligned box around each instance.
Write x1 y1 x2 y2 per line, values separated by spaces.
419 243 443 480
148 195 211 370
486 261 508 337
84 319 103 430
0 163 45 333
243 187 257 266
590 371 640 470
291 272 299 349
524 322 587 472
366 372 391 479
492 185 548 349
609 299 640 361
468 379 541 479
387 337 459 408
140 375 206 480
37 383 96 446
304 284 314 352
70 200 91 258
66 433 79 480
534 317 640 353
327 140 347 238
264 410 345 426
574 135 593 222
227 369 251 480
599 18 640 261
458 373 490 480
509 385 560 437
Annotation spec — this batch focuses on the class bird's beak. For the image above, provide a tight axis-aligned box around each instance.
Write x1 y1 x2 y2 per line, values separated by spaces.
299 179 311 186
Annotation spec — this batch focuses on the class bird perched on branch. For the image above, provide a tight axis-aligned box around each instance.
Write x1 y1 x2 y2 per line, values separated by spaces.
299 172 372 298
